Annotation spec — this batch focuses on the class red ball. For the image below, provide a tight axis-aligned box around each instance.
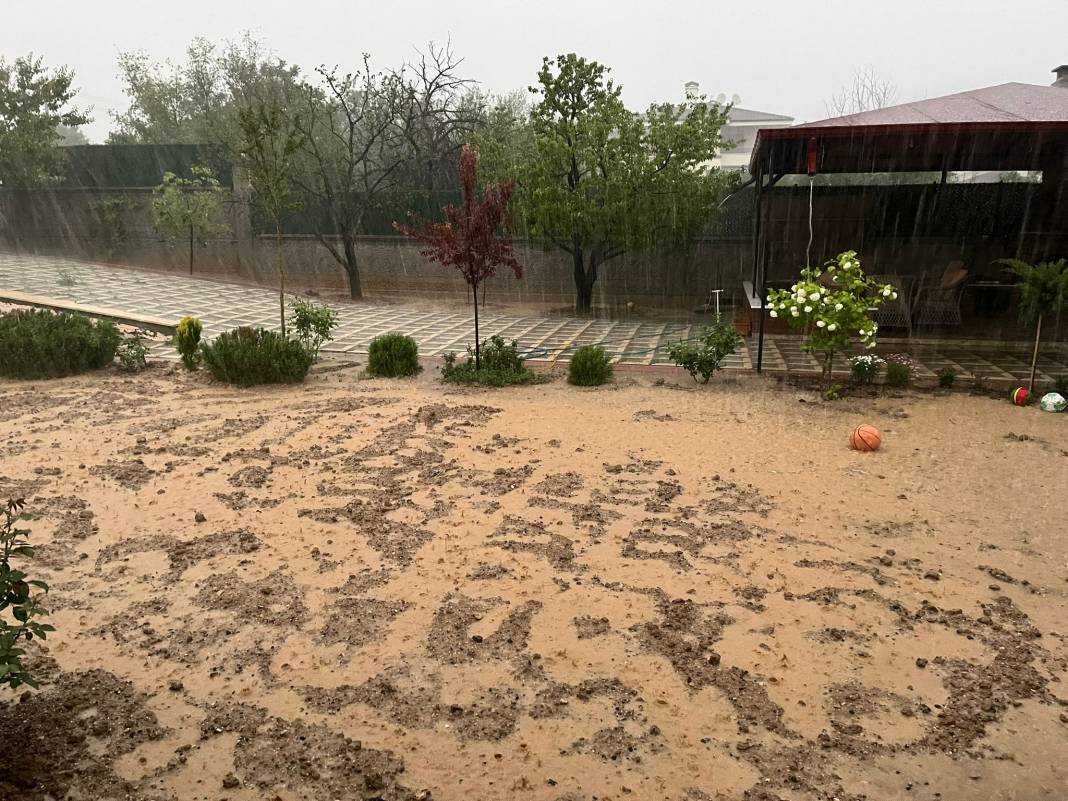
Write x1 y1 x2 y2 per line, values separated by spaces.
1012 387 1030 406
850 424 882 452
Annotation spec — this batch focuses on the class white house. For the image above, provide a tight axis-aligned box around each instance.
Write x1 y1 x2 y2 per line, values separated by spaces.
681 82 794 171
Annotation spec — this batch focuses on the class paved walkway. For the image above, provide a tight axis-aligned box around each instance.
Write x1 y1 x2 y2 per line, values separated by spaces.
1 253 1066 383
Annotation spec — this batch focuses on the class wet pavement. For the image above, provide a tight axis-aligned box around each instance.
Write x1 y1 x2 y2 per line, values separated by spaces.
1 253 1065 383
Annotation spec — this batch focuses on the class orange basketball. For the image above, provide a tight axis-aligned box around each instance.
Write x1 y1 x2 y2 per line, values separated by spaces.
850 424 882 452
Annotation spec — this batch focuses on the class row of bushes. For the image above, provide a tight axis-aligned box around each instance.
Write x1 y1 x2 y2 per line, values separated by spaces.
0 306 738 389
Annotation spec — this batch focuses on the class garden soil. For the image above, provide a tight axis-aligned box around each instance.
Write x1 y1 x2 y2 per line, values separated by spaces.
1 363 1067 801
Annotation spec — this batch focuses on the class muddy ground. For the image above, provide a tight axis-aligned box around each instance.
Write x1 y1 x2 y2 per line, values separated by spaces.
1 362 1066 801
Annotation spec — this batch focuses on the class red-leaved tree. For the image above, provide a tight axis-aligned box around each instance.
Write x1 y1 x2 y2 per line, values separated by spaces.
394 144 521 369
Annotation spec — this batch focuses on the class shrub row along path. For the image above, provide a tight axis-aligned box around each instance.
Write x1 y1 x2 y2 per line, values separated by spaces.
2 252 1067 381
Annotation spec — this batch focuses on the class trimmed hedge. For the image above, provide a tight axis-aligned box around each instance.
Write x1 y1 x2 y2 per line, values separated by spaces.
366 333 420 377
201 327 312 386
0 309 120 379
567 346 613 386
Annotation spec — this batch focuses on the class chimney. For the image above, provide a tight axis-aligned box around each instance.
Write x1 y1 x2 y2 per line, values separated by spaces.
684 81 700 101
1053 65 1068 88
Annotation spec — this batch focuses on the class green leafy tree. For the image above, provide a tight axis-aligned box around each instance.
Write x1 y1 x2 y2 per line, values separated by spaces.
0 54 89 187
489 54 731 313
1 499 54 690
152 166 227 275
109 34 299 148
56 124 89 146
469 89 536 182
998 257 1068 391
767 251 897 378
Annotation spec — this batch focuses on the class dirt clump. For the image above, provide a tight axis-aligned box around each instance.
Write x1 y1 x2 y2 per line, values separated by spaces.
0 670 167 801
89 459 156 490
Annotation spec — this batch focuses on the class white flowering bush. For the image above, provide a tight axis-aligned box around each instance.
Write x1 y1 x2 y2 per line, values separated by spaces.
766 251 896 376
850 354 884 385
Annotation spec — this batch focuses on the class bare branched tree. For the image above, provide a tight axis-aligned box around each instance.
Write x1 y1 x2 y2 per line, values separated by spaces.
396 41 483 191
826 67 897 117
293 47 477 299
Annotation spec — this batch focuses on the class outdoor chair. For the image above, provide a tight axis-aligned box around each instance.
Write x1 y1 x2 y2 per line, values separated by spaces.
913 262 969 327
870 274 914 336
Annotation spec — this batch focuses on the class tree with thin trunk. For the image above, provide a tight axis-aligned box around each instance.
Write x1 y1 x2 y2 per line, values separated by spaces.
294 47 476 299
152 167 226 276
484 54 731 314
998 258 1068 392
235 82 305 336
393 144 520 369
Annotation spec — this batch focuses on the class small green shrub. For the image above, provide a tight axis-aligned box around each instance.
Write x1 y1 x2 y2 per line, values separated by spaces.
822 383 845 401
201 327 313 386
291 298 339 361
885 354 915 388
0 499 55 690
667 322 743 384
441 335 545 387
937 367 957 389
174 316 203 370
568 346 613 386
367 333 420 378
116 329 150 372
850 354 883 385
0 309 120 379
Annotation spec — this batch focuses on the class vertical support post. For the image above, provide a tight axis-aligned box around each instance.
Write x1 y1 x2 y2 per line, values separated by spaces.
753 168 767 372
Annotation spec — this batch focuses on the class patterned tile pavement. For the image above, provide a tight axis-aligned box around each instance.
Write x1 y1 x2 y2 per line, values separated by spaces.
1 252 1066 383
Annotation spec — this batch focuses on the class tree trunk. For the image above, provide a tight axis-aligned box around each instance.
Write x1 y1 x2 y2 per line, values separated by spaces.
473 282 481 371
1029 314 1042 392
276 226 286 337
188 225 194 276
573 249 598 315
343 234 363 300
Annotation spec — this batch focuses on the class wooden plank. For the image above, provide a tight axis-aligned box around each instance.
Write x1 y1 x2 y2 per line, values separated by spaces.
0 290 179 335
741 280 762 309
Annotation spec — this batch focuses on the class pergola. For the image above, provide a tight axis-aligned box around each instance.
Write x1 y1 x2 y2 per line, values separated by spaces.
746 81 1068 370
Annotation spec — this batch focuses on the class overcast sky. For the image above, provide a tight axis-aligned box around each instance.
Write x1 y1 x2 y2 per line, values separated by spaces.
5 0 1067 142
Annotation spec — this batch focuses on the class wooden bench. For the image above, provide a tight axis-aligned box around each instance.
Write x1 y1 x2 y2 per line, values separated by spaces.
0 290 179 336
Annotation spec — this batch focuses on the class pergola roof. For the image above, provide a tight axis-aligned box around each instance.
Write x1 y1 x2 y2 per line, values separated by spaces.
751 83 1068 175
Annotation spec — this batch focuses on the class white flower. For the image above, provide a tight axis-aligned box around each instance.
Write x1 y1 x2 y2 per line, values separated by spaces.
827 323 837 331
891 292 898 300
808 292 819 301
834 303 844 311
791 308 799 317
769 310 777 318
882 287 892 297
804 305 812 313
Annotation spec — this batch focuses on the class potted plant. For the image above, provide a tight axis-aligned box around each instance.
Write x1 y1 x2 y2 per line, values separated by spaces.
998 258 1068 392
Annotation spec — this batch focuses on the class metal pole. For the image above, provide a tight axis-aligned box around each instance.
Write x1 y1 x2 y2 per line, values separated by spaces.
750 168 763 289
